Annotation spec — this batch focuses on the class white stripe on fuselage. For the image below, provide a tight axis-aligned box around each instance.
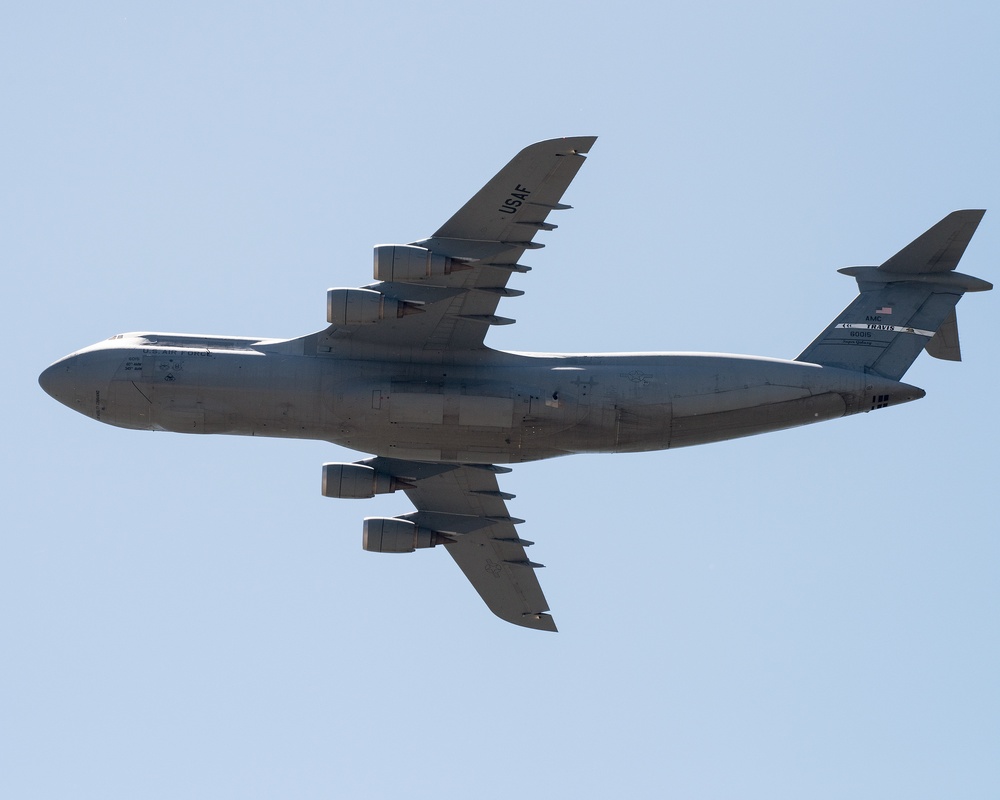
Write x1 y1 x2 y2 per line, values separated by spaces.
835 323 935 337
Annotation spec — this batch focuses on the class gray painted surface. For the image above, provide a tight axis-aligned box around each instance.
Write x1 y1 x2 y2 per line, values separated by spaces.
38 139 990 630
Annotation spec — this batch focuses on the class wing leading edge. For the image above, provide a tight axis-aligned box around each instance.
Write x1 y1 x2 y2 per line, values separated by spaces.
364 457 556 631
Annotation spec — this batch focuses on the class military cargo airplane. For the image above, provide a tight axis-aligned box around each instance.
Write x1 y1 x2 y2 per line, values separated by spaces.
39 137 991 631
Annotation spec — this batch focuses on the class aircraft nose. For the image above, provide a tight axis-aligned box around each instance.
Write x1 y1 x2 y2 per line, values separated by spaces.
39 349 119 417
39 359 78 406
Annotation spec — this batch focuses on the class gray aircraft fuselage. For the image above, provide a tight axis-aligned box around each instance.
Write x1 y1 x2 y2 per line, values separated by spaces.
39 331 922 462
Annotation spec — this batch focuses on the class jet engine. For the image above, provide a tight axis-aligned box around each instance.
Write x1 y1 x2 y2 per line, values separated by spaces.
362 517 453 553
321 463 408 499
326 288 422 326
373 244 471 282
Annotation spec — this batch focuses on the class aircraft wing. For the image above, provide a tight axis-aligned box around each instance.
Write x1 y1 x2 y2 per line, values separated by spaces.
364 457 556 631
322 137 596 354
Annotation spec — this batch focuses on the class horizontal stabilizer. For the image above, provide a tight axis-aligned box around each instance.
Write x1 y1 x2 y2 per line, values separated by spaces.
881 209 985 274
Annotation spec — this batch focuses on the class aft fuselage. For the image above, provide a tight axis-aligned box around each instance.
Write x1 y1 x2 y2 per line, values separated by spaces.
39 331 924 463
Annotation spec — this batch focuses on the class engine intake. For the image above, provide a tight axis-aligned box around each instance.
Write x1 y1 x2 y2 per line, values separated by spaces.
373 245 472 282
322 463 408 499
362 517 453 553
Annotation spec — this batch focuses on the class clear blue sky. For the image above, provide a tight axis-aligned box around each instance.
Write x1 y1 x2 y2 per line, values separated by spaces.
4 3 998 798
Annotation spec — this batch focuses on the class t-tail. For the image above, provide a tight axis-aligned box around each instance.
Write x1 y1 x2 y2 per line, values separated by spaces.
796 210 992 380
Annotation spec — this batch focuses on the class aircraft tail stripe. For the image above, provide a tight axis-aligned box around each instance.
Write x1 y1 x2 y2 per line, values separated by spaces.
834 323 936 338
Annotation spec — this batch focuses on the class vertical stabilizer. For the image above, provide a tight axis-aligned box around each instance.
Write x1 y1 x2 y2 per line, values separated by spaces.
924 308 961 362
796 211 991 380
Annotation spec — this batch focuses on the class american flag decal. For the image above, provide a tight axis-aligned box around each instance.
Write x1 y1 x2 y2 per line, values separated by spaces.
875 306 892 315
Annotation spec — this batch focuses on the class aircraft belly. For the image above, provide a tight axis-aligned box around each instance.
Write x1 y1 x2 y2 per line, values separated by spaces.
613 402 672 452
334 370 613 463
385 393 516 428
609 364 860 451
669 391 848 448
672 384 811 417
103 349 872 455
571 360 861 454
333 378 522 462
135 351 324 438
105 349 876 457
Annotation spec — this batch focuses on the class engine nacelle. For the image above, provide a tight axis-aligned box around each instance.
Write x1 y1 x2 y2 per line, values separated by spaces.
362 517 452 553
327 288 401 326
373 244 471 282
322 463 404 499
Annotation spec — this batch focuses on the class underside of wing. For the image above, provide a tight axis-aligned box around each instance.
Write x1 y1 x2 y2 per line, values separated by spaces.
319 137 596 356
362 457 556 631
